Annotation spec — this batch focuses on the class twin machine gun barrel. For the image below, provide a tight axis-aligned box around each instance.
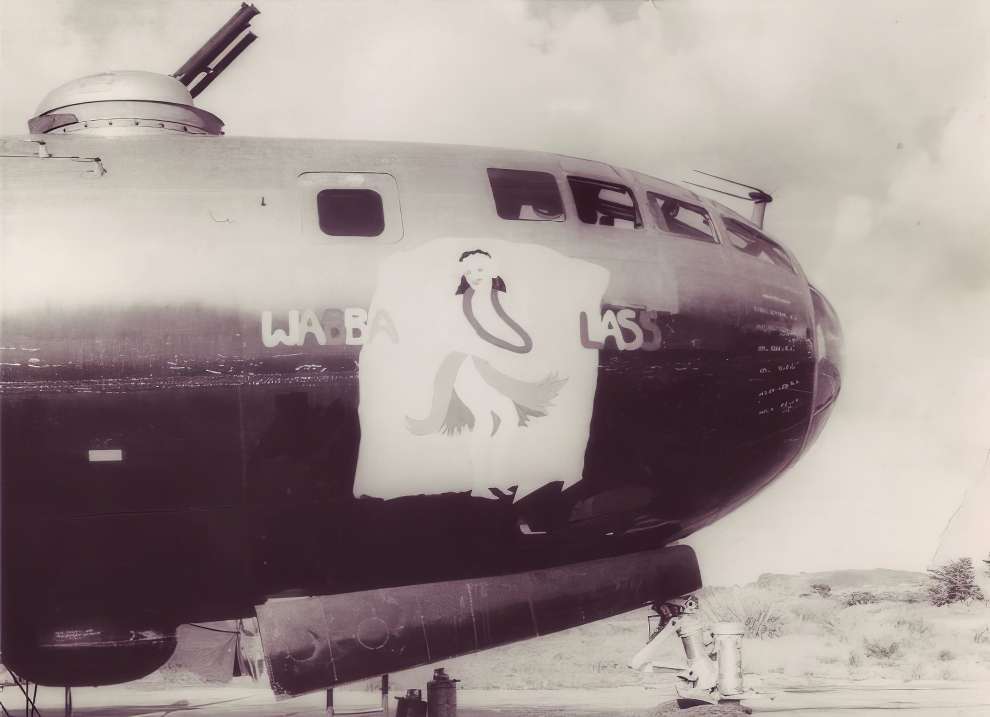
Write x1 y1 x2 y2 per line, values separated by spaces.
172 2 260 98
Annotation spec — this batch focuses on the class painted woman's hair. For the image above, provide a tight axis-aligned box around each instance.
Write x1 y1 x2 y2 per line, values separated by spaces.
456 249 507 294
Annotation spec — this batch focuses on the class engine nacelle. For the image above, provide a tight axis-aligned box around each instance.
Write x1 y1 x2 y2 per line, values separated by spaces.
3 622 177 686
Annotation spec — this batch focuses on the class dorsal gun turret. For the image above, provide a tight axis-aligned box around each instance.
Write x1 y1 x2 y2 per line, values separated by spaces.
27 3 260 137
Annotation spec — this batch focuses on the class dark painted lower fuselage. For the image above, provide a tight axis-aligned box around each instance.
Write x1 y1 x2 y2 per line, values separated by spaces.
0 299 838 684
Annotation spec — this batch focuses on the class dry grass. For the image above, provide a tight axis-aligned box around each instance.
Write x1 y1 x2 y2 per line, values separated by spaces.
398 585 990 688
718 593 990 683
699 586 786 639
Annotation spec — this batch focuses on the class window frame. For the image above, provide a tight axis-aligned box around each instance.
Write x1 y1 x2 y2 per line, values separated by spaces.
298 172 403 244
721 216 796 273
316 187 386 237
486 167 565 223
567 175 643 229
646 191 720 244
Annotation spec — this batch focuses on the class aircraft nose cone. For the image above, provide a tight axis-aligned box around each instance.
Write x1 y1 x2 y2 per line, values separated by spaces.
807 286 843 447
813 288 843 409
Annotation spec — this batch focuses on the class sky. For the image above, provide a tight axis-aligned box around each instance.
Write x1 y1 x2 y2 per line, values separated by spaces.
1 0 988 585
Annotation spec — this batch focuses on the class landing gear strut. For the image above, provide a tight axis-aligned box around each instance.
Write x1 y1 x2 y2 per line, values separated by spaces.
630 595 748 706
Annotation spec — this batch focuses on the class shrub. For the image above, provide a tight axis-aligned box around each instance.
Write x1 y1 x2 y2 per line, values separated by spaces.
863 638 900 660
811 583 832 598
745 608 784 639
789 598 837 634
845 591 879 606
697 586 785 639
894 616 933 638
927 558 985 606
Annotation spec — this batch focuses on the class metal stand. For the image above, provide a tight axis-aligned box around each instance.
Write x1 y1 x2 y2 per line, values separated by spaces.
326 674 389 716
6 674 41 717
0 675 74 717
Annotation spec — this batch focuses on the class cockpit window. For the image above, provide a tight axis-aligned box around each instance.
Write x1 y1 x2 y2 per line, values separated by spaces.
487 168 564 221
647 192 717 243
723 217 795 272
567 176 642 229
317 189 385 237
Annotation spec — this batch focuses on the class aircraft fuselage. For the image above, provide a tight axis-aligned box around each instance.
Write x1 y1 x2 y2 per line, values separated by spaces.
0 133 842 686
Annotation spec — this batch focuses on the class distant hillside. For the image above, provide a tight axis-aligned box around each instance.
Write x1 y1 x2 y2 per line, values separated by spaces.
755 568 928 598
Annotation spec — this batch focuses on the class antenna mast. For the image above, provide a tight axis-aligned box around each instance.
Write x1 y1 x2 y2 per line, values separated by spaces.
685 170 773 228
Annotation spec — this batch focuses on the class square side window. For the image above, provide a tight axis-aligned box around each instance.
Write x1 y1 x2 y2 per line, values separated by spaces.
317 189 385 237
723 218 795 272
567 176 642 229
487 168 564 221
647 193 717 243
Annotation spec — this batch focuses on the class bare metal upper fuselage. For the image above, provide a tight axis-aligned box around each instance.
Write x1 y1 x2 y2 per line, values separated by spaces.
1 132 777 313
0 132 818 361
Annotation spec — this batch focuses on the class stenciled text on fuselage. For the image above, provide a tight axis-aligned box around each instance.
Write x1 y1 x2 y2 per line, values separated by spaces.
261 307 664 351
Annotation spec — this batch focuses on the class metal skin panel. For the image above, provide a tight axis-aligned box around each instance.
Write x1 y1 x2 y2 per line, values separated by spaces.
0 134 841 686
256 545 701 696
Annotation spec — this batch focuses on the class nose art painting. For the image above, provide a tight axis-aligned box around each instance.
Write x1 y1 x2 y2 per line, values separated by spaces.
354 237 610 502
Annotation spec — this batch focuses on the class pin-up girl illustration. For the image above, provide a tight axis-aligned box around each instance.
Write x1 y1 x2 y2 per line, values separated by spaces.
406 249 566 499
